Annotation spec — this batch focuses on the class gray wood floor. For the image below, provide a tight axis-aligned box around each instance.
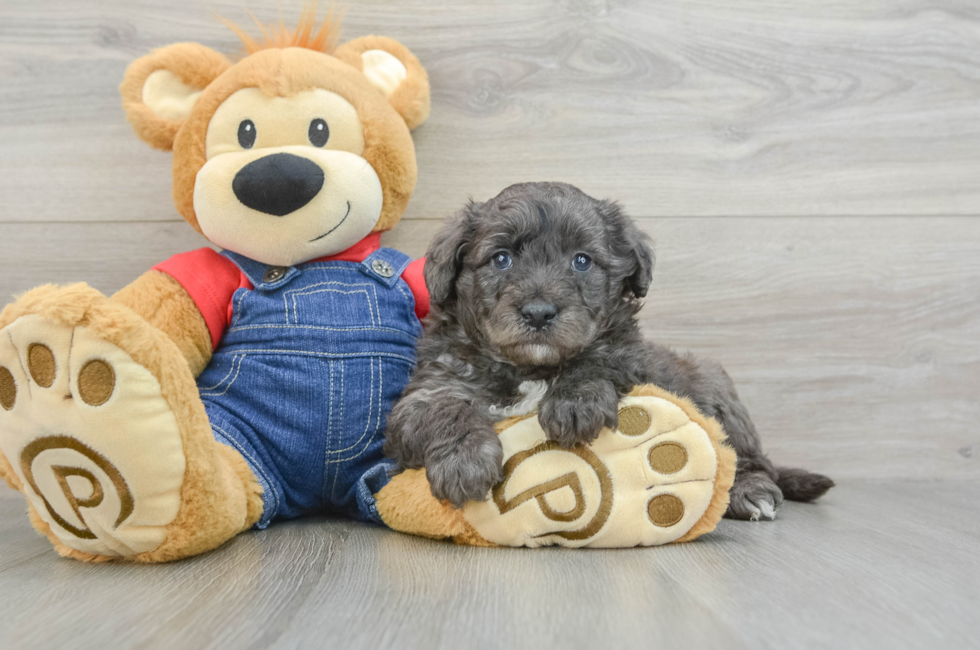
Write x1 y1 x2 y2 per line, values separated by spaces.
1 1 978 648
2 480 978 649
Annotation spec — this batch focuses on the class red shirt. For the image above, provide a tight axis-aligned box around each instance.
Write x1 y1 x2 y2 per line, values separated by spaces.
154 233 429 350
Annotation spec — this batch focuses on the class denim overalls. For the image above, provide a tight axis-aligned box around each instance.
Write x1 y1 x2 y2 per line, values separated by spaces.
196 247 421 528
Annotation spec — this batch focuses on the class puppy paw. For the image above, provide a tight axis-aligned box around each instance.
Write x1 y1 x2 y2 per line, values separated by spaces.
538 380 618 447
426 433 503 509
725 473 784 521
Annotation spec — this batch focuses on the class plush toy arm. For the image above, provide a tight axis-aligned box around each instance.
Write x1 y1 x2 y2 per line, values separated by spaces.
112 270 212 377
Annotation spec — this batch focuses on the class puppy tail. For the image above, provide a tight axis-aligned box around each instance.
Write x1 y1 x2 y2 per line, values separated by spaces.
775 467 835 502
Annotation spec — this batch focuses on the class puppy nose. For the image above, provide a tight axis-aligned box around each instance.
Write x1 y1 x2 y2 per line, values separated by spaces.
521 302 558 330
233 153 325 216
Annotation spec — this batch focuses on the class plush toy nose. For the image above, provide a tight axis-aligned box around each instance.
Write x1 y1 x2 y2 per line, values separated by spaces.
232 153 325 216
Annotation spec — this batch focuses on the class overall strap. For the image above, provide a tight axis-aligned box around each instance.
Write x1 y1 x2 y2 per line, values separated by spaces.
359 248 413 288
221 251 301 291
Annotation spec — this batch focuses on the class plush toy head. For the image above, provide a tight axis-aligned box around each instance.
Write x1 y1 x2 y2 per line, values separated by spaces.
120 9 430 266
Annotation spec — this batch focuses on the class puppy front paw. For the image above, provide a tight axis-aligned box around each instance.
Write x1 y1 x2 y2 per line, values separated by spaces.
538 380 619 448
427 433 503 508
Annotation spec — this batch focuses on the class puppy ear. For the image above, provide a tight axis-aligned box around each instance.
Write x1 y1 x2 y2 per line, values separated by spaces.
627 233 655 298
599 200 655 298
424 206 474 308
120 43 230 151
335 35 431 130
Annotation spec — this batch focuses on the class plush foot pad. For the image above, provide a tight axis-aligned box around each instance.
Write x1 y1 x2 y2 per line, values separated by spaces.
0 315 186 557
463 393 727 547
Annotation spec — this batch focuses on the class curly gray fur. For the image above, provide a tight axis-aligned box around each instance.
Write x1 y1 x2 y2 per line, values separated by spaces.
385 182 834 516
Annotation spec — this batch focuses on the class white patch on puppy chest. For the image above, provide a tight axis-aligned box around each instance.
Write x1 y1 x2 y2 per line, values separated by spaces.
487 380 548 421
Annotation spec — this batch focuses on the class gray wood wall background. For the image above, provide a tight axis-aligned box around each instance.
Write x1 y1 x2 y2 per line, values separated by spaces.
1 0 978 485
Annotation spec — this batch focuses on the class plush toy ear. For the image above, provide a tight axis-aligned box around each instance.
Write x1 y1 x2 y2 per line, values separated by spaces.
120 43 231 151
335 36 431 130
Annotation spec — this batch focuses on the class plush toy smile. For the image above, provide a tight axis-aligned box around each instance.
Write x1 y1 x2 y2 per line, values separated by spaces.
308 201 352 241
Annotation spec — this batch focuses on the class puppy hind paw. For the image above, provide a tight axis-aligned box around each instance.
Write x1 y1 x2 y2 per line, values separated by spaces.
725 475 784 521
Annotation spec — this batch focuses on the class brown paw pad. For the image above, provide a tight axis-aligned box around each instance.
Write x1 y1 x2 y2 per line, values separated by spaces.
648 441 688 474
0 366 15 410
27 343 56 388
78 359 115 406
617 405 651 436
648 493 685 527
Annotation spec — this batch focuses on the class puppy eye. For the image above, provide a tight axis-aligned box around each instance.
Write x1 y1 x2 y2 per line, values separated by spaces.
237 120 256 149
309 118 329 147
572 253 593 272
491 251 513 271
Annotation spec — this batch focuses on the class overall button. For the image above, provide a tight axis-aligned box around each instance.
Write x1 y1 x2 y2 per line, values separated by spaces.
263 266 287 283
371 259 395 278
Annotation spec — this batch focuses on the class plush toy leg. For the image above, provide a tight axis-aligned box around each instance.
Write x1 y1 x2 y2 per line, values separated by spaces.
0 284 263 562
376 385 736 548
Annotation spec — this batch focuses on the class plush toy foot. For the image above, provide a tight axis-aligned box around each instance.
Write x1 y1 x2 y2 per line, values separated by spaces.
0 284 262 562
376 385 736 548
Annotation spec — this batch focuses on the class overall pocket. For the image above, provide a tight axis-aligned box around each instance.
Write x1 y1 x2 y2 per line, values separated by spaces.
284 280 382 328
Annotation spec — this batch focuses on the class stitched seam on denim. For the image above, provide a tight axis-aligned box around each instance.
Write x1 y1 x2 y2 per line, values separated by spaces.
325 357 383 462
322 360 336 500
300 263 362 271
394 278 422 332
290 288 374 326
363 249 412 287
293 282 381 327
197 354 242 391
210 349 416 363
325 355 377 458
225 324 416 336
283 280 378 298
286 283 380 326
231 288 249 327
199 354 245 397
229 255 269 289
289 288 376 326
328 359 346 499
282 280 378 323
394 278 412 302
211 423 281 517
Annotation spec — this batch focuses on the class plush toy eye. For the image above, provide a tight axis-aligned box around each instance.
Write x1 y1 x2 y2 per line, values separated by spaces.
572 253 593 272
491 250 513 271
237 120 256 149
309 118 330 147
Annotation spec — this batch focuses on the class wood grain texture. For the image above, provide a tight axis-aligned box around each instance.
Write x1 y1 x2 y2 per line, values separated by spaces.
1 479 978 649
1 2 979 647
2 0 980 222
1 217 976 480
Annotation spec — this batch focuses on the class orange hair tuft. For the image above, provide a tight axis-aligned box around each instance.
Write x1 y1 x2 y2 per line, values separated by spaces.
221 3 344 55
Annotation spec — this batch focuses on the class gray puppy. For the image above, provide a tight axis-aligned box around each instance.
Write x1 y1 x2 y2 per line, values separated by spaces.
385 182 833 520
